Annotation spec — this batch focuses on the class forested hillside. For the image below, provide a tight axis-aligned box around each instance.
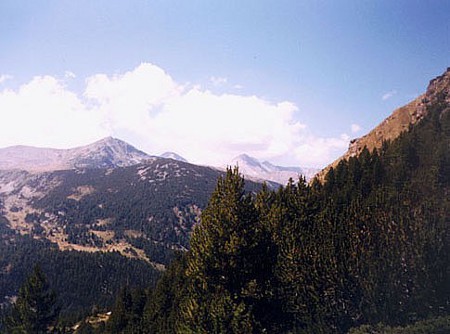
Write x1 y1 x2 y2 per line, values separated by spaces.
92 90 449 333
0 159 266 328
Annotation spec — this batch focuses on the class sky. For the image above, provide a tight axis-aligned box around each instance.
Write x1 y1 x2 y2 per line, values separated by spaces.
0 1 449 168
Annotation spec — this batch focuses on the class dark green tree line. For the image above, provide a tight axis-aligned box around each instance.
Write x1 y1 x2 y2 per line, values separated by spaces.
100 101 449 333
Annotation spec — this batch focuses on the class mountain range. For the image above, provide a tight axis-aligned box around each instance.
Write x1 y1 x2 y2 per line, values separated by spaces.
0 137 317 185
0 150 264 314
0 67 448 328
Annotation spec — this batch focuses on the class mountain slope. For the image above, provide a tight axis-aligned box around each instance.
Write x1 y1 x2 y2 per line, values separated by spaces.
0 137 152 172
0 158 266 316
315 67 450 181
0 156 267 271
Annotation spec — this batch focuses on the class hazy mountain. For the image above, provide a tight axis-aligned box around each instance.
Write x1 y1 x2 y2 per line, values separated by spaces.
315 67 450 181
160 152 188 162
0 137 153 172
230 153 318 185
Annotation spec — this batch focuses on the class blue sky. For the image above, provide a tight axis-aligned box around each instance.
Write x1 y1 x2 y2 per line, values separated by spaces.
0 1 448 167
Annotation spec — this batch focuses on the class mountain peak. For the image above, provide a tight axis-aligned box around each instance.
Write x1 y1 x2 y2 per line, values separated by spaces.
88 136 132 149
160 152 188 162
0 138 152 172
94 136 117 144
230 154 318 184
232 154 263 169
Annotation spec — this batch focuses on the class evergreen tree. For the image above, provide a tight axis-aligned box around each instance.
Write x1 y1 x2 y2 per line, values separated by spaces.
106 286 146 334
142 254 188 333
181 167 274 333
5 265 59 333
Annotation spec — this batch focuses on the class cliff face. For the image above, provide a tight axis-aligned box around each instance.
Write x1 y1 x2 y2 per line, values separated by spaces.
315 67 450 182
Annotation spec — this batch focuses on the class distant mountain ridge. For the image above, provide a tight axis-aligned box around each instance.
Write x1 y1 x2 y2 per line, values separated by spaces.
230 153 318 185
0 137 318 185
0 137 153 172
160 152 188 162
315 67 450 181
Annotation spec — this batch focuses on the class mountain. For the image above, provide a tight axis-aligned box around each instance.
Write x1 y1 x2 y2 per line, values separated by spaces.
160 152 188 162
0 137 152 172
0 159 263 263
230 153 318 185
0 156 265 315
315 67 450 181
98 68 449 334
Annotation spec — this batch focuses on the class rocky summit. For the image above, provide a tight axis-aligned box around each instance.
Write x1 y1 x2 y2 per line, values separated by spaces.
0 137 153 172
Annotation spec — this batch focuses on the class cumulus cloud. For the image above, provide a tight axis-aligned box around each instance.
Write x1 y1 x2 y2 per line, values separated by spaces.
0 76 108 148
0 63 348 167
351 123 362 133
84 63 182 138
147 90 306 165
382 90 397 101
0 75 12 84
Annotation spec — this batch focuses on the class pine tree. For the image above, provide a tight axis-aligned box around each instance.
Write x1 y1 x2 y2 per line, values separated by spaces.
180 167 273 333
6 265 59 334
142 254 188 333
106 285 147 334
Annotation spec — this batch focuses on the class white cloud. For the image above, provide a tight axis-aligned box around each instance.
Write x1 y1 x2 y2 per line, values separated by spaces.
0 76 108 148
84 63 182 138
64 71 76 79
210 76 228 87
382 90 397 101
147 90 307 165
0 75 12 84
0 63 348 167
291 133 349 167
351 123 362 133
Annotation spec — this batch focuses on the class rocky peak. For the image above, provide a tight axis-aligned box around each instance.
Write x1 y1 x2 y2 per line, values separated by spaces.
0 137 153 172
421 67 450 105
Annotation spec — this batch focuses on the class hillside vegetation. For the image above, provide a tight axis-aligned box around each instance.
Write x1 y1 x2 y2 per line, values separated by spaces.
1 70 449 333
87 93 449 333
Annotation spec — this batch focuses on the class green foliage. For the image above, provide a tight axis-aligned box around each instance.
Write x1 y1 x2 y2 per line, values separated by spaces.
181 167 276 333
106 286 146 333
5 265 59 333
142 254 188 333
60 100 450 332
0 235 159 321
